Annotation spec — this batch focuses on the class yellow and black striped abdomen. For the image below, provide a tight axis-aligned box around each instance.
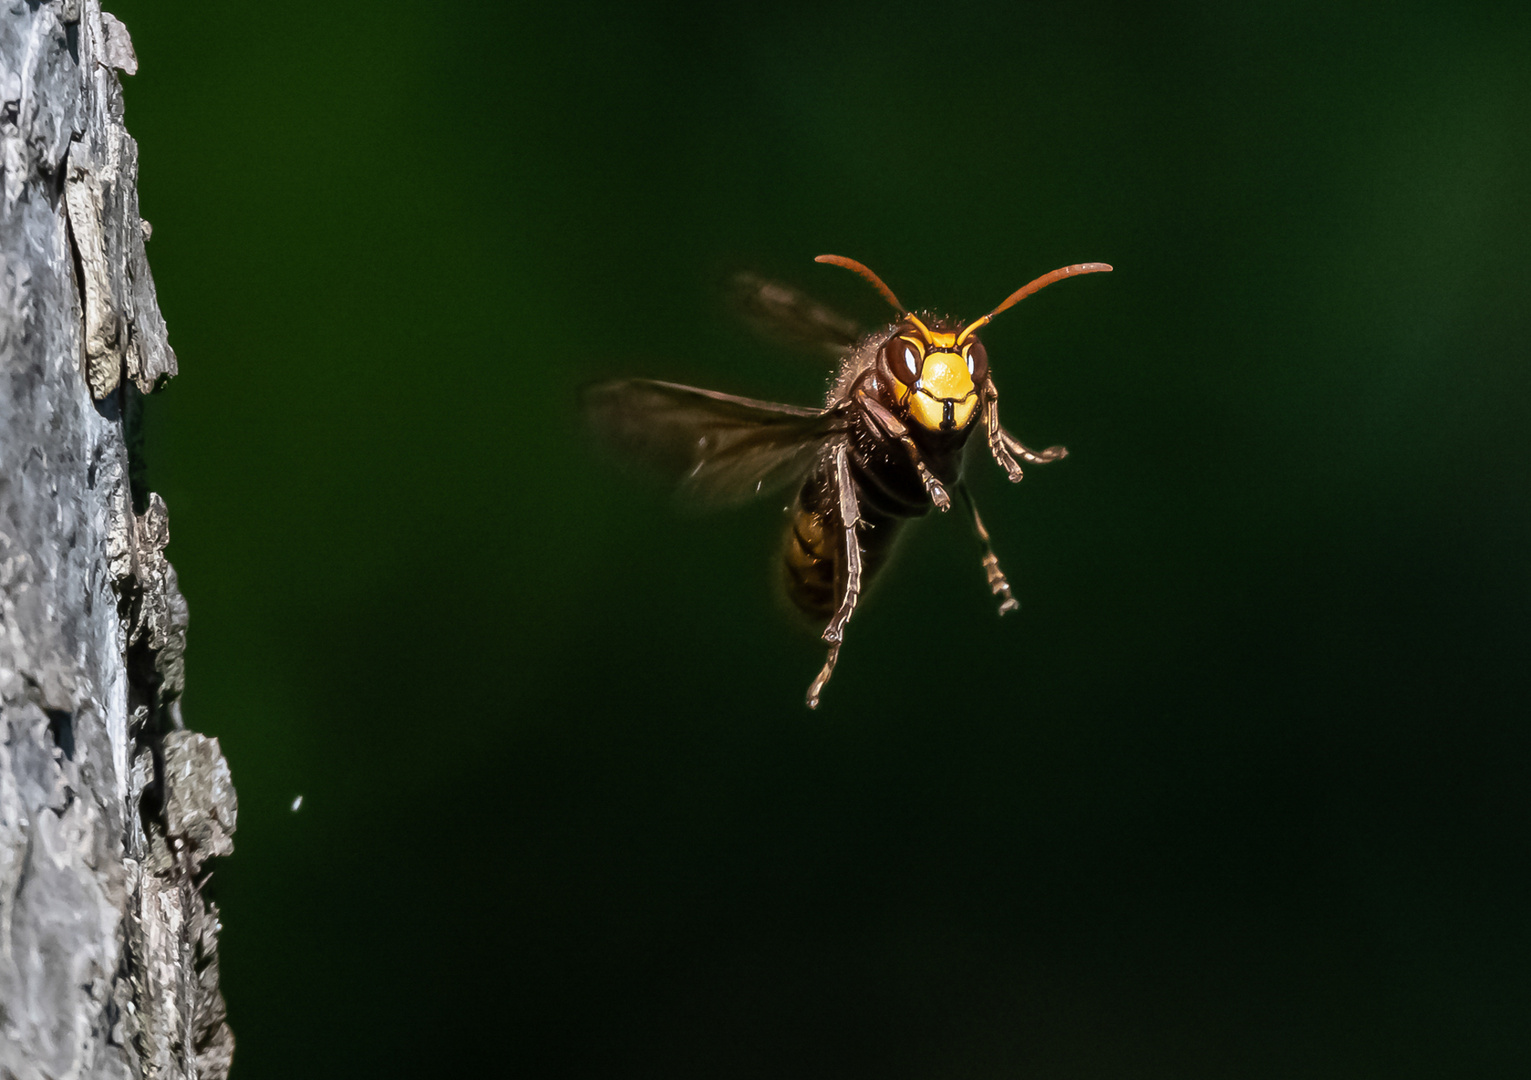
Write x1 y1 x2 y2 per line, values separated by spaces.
780 473 902 623
782 501 839 620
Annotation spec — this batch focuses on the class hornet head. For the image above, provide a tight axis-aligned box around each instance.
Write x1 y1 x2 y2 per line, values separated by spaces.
815 254 1114 434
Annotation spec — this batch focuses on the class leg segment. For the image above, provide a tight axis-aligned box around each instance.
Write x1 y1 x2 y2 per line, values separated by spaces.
983 380 1069 480
958 481 1020 616
854 389 951 511
983 384 1025 482
806 643 841 710
1000 428 1068 465
806 444 864 709
822 444 863 645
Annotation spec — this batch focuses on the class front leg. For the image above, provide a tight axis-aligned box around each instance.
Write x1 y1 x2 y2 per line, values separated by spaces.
855 389 951 511
983 381 1068 481
1000 428 1068 465
983 383 1025 482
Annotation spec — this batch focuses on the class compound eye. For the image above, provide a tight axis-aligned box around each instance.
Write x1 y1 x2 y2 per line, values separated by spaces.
882 335 922 387
964 336 989 383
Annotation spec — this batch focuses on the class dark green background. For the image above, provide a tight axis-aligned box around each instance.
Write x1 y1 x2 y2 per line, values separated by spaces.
107 0 1529 1075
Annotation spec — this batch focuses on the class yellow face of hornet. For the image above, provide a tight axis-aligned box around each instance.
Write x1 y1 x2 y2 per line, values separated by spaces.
880 314 989 433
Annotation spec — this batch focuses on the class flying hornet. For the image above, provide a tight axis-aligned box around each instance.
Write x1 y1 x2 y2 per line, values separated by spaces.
585 254 1112 708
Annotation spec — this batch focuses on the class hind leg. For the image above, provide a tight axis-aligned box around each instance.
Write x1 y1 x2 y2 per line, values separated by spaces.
807 445 862 708
822 444 863 644
806 642 841 710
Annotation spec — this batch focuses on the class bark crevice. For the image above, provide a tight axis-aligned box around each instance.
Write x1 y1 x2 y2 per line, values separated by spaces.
1 5 235 1078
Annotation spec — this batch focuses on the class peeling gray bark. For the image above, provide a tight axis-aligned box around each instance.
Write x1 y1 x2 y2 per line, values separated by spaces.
0 5 234 1079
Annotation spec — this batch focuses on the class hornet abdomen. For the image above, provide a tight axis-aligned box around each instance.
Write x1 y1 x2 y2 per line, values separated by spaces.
781 468 902 621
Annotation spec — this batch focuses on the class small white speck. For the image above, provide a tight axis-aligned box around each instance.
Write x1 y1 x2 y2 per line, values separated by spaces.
290 795 303 812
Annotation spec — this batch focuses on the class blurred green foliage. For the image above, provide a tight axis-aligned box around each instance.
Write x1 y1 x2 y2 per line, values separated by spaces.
104 0 1530 1075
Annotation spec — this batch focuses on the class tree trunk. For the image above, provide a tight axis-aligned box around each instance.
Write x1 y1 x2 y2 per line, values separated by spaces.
0 4 236 1078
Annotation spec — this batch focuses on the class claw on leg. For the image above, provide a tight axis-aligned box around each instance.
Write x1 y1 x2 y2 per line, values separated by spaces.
919 464 952 511
988 424 1025 483
983 386 1027 482
806 643 841 710
932 486 952 510
982 553 1020 615
961 481 1022 615
1001 429 1069 465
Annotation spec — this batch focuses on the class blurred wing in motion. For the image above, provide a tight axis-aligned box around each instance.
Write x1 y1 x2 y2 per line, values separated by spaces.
729 272 863 358
583 378 843 507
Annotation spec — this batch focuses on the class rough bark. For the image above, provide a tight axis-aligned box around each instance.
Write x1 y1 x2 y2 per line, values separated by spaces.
0 5 235 1079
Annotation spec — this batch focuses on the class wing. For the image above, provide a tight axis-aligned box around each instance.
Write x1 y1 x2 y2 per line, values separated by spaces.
729 272 863 357
583 378 844 507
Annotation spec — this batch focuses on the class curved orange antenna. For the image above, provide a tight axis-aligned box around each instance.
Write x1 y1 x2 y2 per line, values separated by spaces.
814 254 905 314
959 262 1113 342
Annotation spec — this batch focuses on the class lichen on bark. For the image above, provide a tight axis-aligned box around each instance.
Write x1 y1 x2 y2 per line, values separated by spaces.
0 5 235 1078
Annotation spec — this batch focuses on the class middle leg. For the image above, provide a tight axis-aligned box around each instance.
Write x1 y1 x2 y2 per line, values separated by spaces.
958 481 1019 616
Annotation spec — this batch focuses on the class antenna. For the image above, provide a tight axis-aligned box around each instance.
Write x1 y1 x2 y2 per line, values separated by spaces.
958 262 1113 342
814 254 905 314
